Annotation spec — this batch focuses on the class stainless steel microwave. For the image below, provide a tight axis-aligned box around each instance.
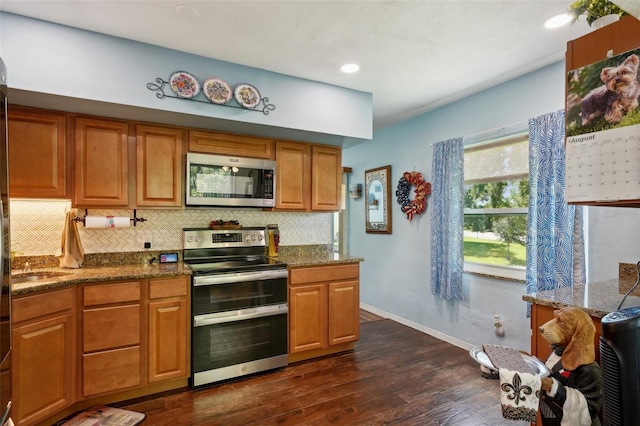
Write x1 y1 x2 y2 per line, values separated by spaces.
186 152 276 207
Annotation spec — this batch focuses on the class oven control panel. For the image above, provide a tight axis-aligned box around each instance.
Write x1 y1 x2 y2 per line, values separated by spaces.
183 228 266 249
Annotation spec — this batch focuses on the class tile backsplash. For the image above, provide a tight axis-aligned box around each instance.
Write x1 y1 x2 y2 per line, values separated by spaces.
10 200 333 256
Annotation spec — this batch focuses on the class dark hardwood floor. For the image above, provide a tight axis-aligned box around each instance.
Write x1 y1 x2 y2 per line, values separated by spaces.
119 314 527 425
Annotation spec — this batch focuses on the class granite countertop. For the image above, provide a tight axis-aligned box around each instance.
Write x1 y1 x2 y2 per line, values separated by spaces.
11 262 192 296
271 252 364 268
11 252 364 296
522 279 640 318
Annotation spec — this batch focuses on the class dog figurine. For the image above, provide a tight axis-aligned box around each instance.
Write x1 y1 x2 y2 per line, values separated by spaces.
538 307 602 426
580 53 640 126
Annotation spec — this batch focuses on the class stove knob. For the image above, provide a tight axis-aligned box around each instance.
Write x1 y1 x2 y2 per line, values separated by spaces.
195 236 202 243
186 235 193 243
257 234 263 241
251 235 256 241
245 235 251 241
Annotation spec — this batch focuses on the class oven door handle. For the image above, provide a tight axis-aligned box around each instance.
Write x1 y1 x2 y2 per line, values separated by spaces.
193 269 288 286
194 303 288 327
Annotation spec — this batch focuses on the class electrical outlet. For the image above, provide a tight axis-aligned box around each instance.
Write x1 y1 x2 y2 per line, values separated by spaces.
139 232 153 248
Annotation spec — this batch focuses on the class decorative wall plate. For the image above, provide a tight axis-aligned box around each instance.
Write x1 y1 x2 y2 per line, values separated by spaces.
203 77 232 104
169 71 200 98
234 83 261 108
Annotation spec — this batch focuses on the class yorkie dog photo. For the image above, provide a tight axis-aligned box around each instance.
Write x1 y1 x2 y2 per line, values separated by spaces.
580 53 640 126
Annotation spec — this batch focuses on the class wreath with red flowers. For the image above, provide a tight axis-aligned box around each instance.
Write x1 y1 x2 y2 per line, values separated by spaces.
396 171 431 222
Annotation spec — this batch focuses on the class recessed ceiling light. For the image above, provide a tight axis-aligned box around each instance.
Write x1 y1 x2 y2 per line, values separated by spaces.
176 4 200 20
544 13 572 29
340 63 360 74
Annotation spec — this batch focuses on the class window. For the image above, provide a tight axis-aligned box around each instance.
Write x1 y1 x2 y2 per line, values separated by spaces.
463 133 529 280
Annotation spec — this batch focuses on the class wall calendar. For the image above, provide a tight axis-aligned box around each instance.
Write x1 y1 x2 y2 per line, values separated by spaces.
565 47 640 203
565 124 640 202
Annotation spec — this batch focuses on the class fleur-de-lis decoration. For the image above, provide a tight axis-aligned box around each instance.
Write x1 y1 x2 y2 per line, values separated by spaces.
501 372 533 406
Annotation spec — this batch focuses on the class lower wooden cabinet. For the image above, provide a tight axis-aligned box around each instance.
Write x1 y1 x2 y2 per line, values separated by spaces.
148 277 189 383
12 288 75 426
11 275 191 426
81 281 142 398
289 263 360 362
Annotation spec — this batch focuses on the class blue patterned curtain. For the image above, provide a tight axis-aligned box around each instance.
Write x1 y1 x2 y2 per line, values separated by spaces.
526 110 585 300
430 137 464 300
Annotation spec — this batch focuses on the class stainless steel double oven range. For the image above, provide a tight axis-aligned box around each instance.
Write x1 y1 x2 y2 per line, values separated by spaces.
183 227 288 387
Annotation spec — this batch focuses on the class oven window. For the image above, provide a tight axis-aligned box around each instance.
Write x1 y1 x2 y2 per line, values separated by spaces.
192 278 287 316
192 314 287 373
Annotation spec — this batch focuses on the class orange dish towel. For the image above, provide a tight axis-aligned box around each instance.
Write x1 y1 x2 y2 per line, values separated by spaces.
56 210 85 268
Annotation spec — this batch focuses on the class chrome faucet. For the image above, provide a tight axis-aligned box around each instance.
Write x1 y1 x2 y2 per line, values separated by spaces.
22 261 31 273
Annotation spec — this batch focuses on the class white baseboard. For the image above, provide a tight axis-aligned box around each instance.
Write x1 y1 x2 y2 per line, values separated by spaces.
360 302 475 351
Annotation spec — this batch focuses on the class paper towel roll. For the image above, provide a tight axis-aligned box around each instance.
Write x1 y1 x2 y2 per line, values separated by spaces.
85 215 131 228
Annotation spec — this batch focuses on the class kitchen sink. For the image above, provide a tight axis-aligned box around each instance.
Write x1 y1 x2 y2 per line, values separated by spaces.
11 272 71 283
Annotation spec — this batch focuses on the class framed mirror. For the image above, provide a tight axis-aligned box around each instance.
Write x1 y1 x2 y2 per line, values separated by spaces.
365 165 392 234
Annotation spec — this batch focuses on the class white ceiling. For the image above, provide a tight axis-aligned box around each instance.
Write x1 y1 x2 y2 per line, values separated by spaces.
1 0 597 130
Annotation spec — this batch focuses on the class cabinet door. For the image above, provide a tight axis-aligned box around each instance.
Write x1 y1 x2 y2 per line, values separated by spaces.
275 141 311 210
328 280 359 346
148 299 188 382
8 108 68 198
136 125 183 207
289 284 327 353
74 117 130 207
188 129 273 159
12 314 74 425
311 145 342 211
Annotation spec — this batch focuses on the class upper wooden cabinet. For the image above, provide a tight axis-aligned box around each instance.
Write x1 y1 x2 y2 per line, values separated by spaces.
8 107 69 198
275 141 310 210
188 129 274 159
75 120 184 208
311 145 342 211
74 117 130 207
136 125 183 207
275 141 341 211
566 16 640 72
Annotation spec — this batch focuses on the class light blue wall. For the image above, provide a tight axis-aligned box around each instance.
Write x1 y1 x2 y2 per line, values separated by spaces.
0 12 372 143
344 62 568 352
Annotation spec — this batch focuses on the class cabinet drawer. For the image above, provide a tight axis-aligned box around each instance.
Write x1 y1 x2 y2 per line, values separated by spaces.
149 277 189 300
188 130 274 159
83 305 140 352
83 346 140 396
83 281 140 306
12 288 73 323
290 263 359 285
